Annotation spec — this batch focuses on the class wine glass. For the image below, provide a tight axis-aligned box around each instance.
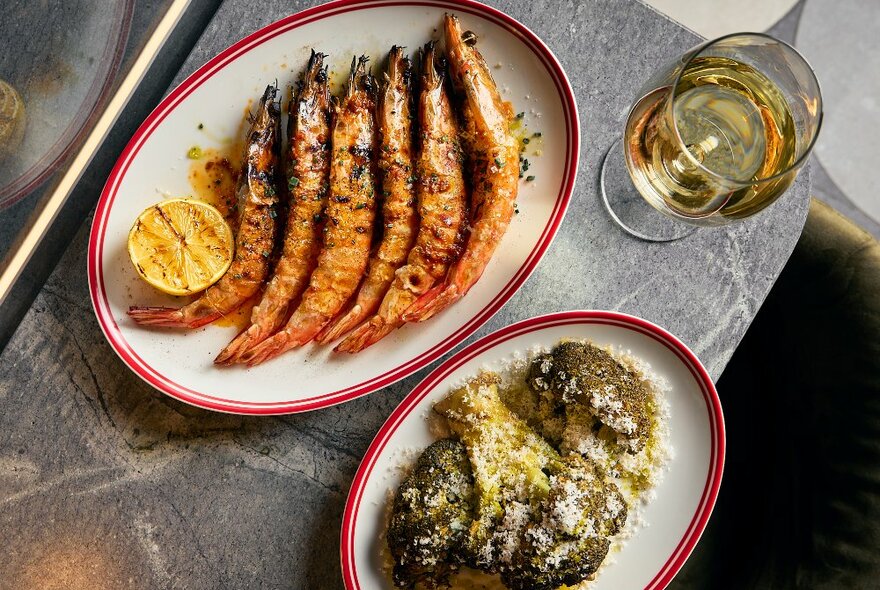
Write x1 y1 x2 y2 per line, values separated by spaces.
600 33 823 241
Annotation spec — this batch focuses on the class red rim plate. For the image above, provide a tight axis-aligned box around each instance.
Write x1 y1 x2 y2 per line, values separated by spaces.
87 0 580 414
340 310 726 589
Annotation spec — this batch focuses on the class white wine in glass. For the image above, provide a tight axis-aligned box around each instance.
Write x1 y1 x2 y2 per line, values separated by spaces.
602 34 822 241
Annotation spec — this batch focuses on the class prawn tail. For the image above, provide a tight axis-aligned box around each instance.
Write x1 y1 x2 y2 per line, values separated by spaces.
242 323 319 366
241 333 288 366
334 318 395 353
215 325 270 365
127 306 213 329
315 304 366 344
400 283 461 323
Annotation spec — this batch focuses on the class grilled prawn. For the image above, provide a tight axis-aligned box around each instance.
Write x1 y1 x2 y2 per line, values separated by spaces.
128 86 281 328
337 43 467 353
216 53 331 364
402 15 519 323
316 47 418 344
243 58 378 365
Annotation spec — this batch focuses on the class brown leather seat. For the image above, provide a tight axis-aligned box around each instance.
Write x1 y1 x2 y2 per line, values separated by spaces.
670 200 880 589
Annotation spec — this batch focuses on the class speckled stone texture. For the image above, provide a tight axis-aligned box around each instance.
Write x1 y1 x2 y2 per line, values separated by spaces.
0 1 809 588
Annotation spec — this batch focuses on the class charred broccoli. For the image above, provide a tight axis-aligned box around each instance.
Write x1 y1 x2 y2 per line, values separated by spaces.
434 372 563 569
529 341 652 452
387 438 475 589
434 373 627 588
501 454 627 590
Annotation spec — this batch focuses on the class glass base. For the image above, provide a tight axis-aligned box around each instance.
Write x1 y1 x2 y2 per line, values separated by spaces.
599 138 697 242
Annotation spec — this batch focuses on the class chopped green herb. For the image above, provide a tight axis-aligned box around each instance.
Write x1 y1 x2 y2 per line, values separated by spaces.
522 137 530 145
494 157 505 168
515 112 525 119
522 158 530 172
526 175 536 182
354 202 367 210
533 132 542 138
197 123 204 130
288 177 300 189
269 209 278 218
262 250 270 258
352 164 367 179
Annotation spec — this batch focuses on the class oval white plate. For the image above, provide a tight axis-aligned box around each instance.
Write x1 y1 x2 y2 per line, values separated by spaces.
87 0 578 414
341 310 725 590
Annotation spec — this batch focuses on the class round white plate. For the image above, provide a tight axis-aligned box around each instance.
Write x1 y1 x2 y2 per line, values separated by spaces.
88 0 579 414
341 310 725 590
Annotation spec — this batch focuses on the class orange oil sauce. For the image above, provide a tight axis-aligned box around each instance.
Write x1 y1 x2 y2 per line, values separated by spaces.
213 297 257 329
187 146 240 221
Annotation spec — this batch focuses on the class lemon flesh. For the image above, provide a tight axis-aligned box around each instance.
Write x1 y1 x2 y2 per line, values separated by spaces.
128 199 234 296
0 79 26 161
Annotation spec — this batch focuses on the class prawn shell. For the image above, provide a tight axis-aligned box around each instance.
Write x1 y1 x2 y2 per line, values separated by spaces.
243 58 380 365
336 43 467 353
317 46 418 344
216 52 331 363
401 15 520 323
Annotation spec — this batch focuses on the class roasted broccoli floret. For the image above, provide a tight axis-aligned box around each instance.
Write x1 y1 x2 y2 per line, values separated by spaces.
503 533 609 590
501 454 627 590
434 373 627 588
529 341 652 452
387 438 475 589
435 372 562 569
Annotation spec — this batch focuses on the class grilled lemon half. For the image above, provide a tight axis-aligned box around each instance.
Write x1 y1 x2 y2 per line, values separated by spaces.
0 79 26 161
128 198 234 296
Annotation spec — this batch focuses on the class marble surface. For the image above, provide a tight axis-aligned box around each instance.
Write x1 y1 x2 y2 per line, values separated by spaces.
0 1 810 588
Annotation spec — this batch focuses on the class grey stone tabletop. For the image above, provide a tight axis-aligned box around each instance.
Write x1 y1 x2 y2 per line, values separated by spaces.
0 1 809 588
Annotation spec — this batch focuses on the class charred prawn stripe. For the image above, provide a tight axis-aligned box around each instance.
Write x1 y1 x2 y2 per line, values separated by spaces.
402 15 520 323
